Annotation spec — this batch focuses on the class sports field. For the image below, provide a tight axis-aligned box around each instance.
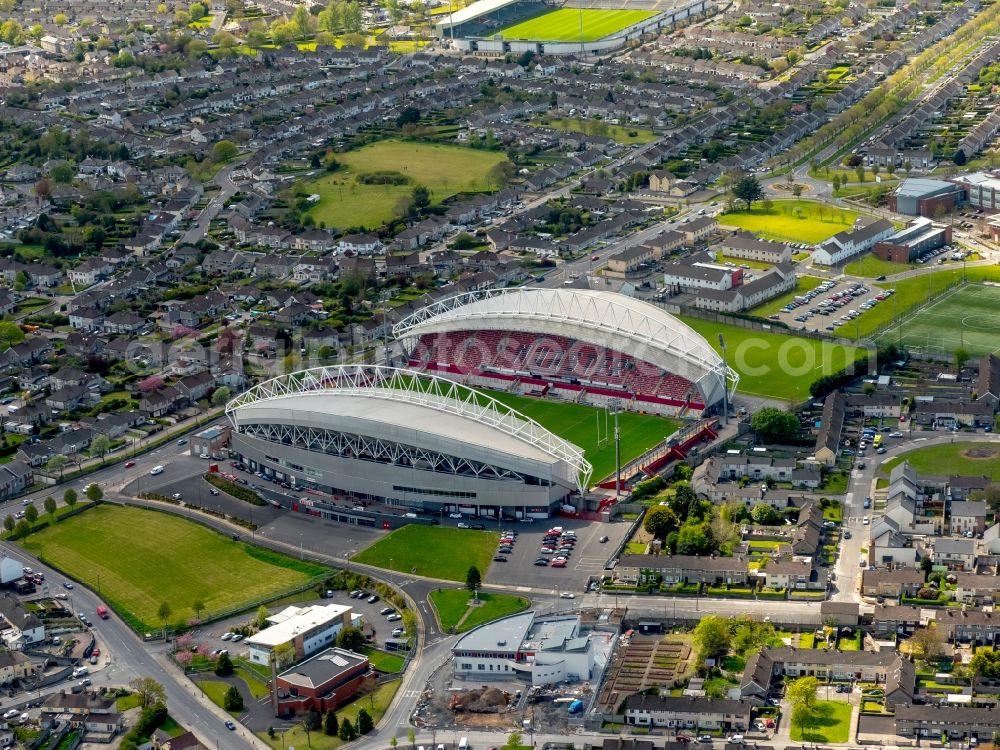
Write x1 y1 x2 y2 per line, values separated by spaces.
353 525 499 581
680 316 868 401
20 505 327 632
304 140 507 230
718 200 861 244
497 8 656 41
881 442 1000 480
875 283 1000 357
484 390 680 483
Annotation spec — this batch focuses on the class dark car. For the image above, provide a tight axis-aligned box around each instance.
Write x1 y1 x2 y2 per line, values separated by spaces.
493 555 508 562
471 523 486 530
533 559 549 566
209 488 220 496
599 535 609 543
677 738 691 744
225 721 236 731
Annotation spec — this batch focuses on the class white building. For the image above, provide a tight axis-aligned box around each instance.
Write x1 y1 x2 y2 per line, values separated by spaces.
811 218 894 266
246 604 353 666
451 611 614 686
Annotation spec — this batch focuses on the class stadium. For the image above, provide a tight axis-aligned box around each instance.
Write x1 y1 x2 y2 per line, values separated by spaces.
225 365 592 519
393 288 737 418
435 0 712 56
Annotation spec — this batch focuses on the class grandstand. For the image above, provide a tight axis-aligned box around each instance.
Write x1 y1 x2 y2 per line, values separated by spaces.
393 288 737 418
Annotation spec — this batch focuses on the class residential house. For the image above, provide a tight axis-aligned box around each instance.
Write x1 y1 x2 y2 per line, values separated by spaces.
624 696 753 731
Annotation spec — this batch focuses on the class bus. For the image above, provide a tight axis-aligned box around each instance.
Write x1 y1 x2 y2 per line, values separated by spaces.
873 434 883 448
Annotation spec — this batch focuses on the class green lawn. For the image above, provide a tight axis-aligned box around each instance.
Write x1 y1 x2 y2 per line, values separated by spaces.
680 316 867 401
235 667 269 699
353 525 498 581
874 282 1000 356
881 442 1000 480
361 646 405 673
429 588 530 633
497 8 656 41
790 700 853 743
751 275 825 317
197 681 234 713
535 117 658 145
861 266 1000 340
718 200 862 244
484 390 680 483
20 505 327 632
844 254 911 278
258 679 400 750
304 140 507 230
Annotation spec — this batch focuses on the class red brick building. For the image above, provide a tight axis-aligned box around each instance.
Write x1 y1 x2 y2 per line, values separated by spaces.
274 648 371 717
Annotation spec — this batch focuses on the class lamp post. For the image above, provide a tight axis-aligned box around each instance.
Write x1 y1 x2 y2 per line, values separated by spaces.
718 333 729 427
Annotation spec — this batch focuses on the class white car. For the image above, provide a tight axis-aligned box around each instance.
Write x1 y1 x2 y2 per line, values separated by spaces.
448 513 463 519
559 592 575 599
457 522 470 529
150 465 164 476
2 710 17 720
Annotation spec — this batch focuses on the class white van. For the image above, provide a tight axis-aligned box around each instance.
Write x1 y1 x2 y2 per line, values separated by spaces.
149 465 164 476
72 666 88 678
459 738 469 750
728 736 744 745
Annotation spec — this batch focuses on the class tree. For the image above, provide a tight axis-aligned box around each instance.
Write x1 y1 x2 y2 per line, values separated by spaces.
971 648 1000 678
91 433 111 462
223 685 243 712
732 173 764 210
338 718 357 741
910 625 943 662
215 651 234 676
13 519 30 540
411 185 431 211
292 4 314 37
356 708 373 734
188 2 207 20
86 484 103 503
750 406 800 443
211 386 231 407
0 322 24 349
787 675 819 710
24 504 37 524
508 732 523 749
212 30 238 54
643 505 679 540
192 599 205 620
212 140 239 164
46 454 69 479
955 347 970 371
63 488 78 507
304 707 322 732
692 615 731 661
157 601 172 630
324 711 339 736
750 503 780 525
953 148 967 166
2 515 13 533
43 496 57 522
407 728 416 749
129 677 166 709
53 12 68 24
466 565 482 592
336 626 365 651
255 604 270 629
791 701 812 741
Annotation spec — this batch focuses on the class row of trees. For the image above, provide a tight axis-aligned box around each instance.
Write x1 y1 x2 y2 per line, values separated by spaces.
3 484 101 540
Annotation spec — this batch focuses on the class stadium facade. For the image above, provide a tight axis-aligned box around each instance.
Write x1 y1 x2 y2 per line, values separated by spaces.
394 288 737 417
226 365 591 519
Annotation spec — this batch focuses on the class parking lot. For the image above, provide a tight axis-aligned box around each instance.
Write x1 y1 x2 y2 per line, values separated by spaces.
770 279 896 334
483 517 631 592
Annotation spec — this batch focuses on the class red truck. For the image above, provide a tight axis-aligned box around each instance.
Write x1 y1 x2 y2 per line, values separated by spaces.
96 605 109 620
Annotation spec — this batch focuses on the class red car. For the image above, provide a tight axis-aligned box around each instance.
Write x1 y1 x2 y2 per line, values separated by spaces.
124 460 136 468
591 255 600 261
550 560 567 568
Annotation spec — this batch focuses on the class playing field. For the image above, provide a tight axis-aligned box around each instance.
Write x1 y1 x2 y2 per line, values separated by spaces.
20 506 327 632
484 390 680 483
353 525 499 582
497 8 656 42
881 442 1000 480
680 316 868 401
304 140 507 230
876 283 1000 357
718 200 861 244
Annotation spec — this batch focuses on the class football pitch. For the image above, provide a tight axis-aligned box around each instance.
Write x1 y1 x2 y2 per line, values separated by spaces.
484 390 680 483
876 283 1000 357
496 8 656 42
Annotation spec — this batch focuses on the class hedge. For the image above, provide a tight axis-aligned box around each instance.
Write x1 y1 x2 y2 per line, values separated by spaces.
204 473 266 506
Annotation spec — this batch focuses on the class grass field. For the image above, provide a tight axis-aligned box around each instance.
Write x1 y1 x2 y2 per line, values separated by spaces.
361 646 405 673
718 200 861 243
875 283 1000 357
881 442 1000 480
484 390 680 482
429 588 530 633
304 140 507 230
258 679 400 750
751 275 824 317
497 8 656 41
844 254 911 278
680 316 867 401
20 506 327 632
534 117 659 145
353 525 498 581
789 700 853 743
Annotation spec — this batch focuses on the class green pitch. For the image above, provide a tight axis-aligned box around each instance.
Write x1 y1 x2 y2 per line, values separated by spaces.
496 8 656 42
353 525 499 582
680 316 867 401
484 390 680 483
21 505 327 632
875 283 1000 357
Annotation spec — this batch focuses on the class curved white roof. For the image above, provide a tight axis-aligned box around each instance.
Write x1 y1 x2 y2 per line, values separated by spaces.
226 365 591 491
393 288 736 406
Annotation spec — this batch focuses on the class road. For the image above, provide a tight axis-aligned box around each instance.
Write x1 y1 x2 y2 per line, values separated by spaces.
180 162 242 246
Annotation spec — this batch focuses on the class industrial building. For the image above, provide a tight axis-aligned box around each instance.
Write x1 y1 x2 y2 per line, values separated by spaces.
873 217 952 263
888 178 966 217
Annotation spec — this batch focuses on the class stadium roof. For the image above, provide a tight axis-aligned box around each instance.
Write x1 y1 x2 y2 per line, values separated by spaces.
435 0 522 29
392 288 737 406
226 365 591 490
